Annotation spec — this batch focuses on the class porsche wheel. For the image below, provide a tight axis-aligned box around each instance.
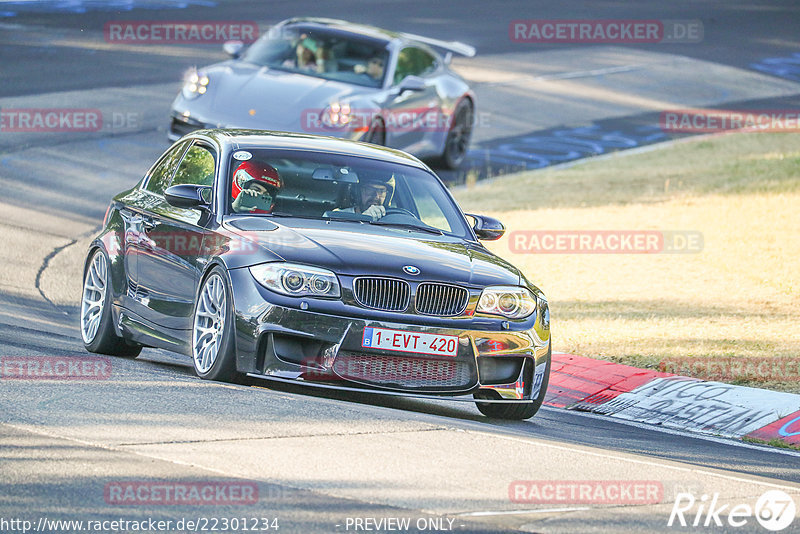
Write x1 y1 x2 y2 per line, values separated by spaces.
192 267 238 382
81 248 141 357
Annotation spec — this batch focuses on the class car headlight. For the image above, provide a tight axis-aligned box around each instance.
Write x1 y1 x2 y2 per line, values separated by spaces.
249 263 340 298
182 70 210 100
477 286 537 319
538 294 549 330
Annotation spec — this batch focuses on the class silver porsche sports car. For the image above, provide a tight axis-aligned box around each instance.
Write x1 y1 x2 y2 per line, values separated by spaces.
169 18 476 169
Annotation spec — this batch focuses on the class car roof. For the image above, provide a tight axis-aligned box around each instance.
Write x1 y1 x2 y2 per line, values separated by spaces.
279 18 476 57
280 17 403 44
192 129 430 170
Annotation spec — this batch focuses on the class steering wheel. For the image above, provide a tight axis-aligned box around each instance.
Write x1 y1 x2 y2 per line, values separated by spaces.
383 207 417 218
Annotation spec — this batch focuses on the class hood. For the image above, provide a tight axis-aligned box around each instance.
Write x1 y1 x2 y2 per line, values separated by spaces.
183 62 376 131
223 217 521 287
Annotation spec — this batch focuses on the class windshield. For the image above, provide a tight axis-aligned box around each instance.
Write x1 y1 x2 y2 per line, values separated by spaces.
241 25 390 89
225 149 471 238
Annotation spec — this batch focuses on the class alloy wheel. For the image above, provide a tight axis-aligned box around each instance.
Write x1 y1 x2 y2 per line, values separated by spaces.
81 251 108 344
192 273 227 374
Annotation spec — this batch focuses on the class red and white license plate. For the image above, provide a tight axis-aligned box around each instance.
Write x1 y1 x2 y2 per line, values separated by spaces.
361 327 459 357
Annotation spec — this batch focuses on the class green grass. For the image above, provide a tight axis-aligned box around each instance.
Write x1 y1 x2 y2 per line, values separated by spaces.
453 132 800 392
742 436 800 451
455 133 800 211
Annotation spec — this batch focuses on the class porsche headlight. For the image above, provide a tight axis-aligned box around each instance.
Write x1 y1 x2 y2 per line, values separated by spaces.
249 263 340 298
324 102 352 127
182 70 210 99
477 286 537 319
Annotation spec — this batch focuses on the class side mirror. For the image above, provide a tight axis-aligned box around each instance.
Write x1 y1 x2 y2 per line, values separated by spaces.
396 75 426 93
466 213 505 241
165 184 212 209
223 40 244 58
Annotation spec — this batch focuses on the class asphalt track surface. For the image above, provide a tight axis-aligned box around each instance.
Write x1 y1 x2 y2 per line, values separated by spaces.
1 1 799 533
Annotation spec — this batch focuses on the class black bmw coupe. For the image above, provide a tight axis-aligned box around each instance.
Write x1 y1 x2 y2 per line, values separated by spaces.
81 129 550 419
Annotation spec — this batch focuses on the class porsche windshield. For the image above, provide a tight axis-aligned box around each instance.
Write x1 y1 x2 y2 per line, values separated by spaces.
241 26 390 88
226 150 471 238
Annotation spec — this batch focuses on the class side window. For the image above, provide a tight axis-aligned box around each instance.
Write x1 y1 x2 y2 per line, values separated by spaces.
145 140 188 195
172 144 216 187
394 47 436 84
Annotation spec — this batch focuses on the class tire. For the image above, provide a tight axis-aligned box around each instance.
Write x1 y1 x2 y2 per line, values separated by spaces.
191 266 239 382
438 99 473 169
474 352 551 420
363 118 386 146
81 248 142 357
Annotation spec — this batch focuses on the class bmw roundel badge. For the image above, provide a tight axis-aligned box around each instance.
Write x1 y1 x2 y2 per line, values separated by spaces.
403 265 420 276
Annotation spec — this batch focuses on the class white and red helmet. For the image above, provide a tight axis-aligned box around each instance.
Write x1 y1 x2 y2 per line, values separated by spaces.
231 161 282 200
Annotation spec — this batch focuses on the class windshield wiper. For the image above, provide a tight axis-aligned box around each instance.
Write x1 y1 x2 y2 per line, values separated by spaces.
265 212 324 220
369 221 443 235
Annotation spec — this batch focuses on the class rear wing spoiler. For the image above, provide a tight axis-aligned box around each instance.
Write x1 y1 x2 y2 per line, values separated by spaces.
398 33 476 57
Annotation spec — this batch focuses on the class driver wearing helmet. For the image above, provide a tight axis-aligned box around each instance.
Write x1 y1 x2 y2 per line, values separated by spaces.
337 175 394 221
231 161 282 214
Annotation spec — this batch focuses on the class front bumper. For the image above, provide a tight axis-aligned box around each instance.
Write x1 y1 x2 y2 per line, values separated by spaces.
168 113 208 141
229 268 550 402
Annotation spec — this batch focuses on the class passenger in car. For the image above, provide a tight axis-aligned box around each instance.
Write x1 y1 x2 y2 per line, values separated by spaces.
291 36 337 73
231 161 282 214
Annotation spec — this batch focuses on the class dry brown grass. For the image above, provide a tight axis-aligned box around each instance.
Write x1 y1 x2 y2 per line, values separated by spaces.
453 133 800 391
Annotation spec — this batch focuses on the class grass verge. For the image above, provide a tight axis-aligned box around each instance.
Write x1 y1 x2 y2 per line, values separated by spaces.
742 436 800 452
453 132 800 392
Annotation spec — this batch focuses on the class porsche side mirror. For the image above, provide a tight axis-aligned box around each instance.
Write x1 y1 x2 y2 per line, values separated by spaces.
165 184 212 209
466 213 505 241
397 75 426 93
223 40 244 58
